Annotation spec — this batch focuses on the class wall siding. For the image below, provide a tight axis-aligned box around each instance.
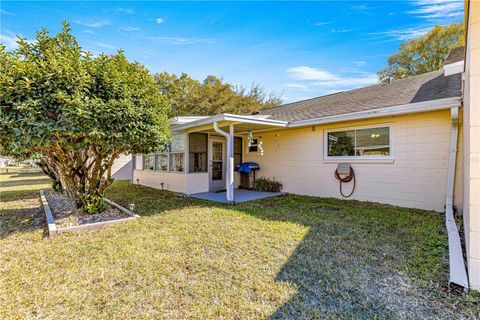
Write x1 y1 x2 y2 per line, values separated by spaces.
464 0 480 290
110 154 133 181
133 170 209 195
244 109 462 212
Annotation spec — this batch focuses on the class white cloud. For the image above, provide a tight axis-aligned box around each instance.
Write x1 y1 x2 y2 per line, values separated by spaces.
353 4 367 10
148 36 214 45
0 31 34 50
0 32 19 50
73 19 110 28
287 66 337 81
93 42 116 50
114 7 134 15
283 83 309 90
155 17 165 24
121 26 140 33
1 9 14 16
331 28 355 33
353 61 367 67
408 0 463 19
82 29 96 35
286 66 377 88
307 20 333 27
371 26 432 41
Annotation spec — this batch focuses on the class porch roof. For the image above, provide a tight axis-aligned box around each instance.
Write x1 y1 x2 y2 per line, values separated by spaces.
170 114 288 134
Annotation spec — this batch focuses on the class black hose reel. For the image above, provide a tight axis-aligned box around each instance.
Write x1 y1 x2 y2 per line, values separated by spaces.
334 163 356 198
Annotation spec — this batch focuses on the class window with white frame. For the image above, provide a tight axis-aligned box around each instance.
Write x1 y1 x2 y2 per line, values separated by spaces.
189 133 208 173
247 138 259 153
155 152 168 171
169 134 185 172
143 153 155 170
325 125 392 160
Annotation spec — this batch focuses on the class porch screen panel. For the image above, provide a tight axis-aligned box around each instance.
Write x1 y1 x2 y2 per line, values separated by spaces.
234 137 243 167
189 133 208 172
169 134 185 172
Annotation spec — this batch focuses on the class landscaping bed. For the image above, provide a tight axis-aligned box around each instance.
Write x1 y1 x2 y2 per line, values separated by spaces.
39 189 139 236
44 190 129 228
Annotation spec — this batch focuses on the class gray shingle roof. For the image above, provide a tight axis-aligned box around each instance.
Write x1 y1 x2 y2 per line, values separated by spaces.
259 70 461 122
445 46 465 65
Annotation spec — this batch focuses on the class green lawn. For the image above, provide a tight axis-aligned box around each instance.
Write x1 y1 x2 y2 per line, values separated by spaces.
1 167 479 319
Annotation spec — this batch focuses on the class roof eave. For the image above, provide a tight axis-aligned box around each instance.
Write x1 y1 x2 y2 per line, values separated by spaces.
171 113 289 132
287 96 462 128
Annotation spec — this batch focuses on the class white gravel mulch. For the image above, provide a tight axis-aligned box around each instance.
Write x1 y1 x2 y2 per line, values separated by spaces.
44 191 129 228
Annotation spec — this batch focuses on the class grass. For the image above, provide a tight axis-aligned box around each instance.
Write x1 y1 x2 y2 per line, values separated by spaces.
1 166 480 319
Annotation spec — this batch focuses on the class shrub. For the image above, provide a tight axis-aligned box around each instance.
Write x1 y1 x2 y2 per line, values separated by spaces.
83 194 107 214
253 177 283 192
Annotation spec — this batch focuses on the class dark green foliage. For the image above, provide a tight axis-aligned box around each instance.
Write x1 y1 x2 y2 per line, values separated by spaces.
253 177 283 192
0 22 170 210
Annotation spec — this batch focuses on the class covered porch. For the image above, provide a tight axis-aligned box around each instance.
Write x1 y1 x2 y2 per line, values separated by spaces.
190 188 283 203
170 114 288 203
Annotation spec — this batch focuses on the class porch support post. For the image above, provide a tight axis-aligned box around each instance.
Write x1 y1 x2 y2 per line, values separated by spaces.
227 125 235 203
213 122 235 204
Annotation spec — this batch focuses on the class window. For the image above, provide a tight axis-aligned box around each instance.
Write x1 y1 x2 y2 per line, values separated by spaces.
169 134 185 172
143 154 155 170
325 125 392 160
155 153 168 171
234 137 243 167
248 138 259 153
189 133 207 172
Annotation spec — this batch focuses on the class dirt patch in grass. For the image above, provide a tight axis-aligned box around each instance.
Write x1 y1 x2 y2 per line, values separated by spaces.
45 191 129 228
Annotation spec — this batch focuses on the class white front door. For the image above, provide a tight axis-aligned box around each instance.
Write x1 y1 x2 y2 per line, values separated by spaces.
209 138 225 191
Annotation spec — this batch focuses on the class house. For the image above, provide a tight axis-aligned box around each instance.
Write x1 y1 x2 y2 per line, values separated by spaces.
127 1 479 290
0 157 16 167
134 63 463 211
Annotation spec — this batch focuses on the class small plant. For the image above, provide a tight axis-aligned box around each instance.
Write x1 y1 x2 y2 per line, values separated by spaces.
83 194 107 214
253 177 283 192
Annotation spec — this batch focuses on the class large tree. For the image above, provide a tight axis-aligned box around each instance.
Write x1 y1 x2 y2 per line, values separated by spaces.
377 22 465 83
0 22 170 210
156 72 281 116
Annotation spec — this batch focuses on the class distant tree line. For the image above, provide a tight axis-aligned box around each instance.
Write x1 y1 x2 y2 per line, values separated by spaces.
156 72 281 116
378 22 465 83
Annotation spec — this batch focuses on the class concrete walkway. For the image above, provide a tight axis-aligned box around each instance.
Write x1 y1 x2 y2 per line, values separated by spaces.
191 189 283 203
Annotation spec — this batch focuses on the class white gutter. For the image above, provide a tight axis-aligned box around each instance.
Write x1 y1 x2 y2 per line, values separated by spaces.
445 107 469 289
288 97 461 127
172 114 288 132
213 122 234 204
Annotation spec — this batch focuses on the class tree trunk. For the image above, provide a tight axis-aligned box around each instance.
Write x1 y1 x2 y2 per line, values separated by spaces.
37 160 63 191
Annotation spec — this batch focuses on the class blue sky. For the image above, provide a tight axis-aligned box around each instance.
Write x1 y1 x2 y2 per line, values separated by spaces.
0 1 463 103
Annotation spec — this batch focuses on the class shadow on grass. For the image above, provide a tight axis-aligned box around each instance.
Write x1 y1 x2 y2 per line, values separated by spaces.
103 181 478 317
0 178 51 188
0 188 50 202
0 202 47 238
234 196 480 318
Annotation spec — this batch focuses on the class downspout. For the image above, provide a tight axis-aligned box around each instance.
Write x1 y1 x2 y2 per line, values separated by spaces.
213 122 234 204
446 106 469 289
